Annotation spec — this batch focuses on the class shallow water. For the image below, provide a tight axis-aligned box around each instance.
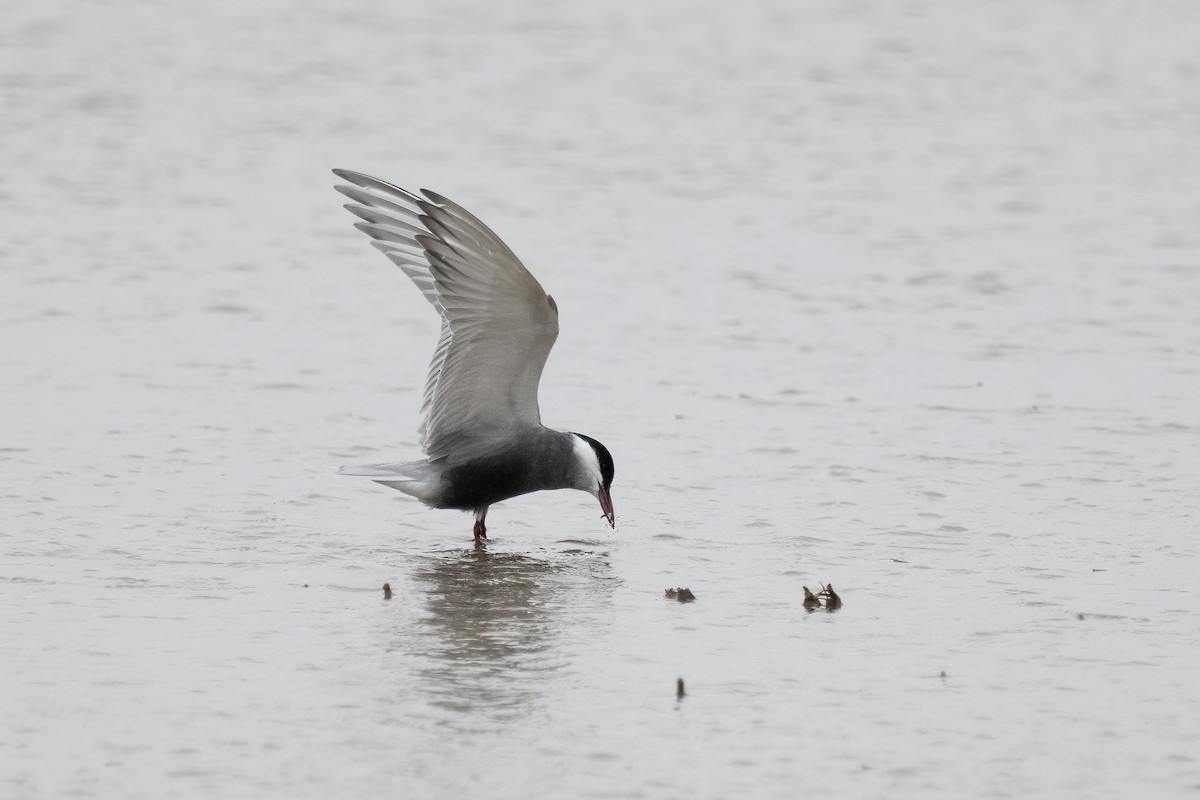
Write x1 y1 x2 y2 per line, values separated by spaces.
3 0 1200 797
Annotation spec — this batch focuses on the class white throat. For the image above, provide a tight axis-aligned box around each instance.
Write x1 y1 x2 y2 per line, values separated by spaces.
570 433 604 493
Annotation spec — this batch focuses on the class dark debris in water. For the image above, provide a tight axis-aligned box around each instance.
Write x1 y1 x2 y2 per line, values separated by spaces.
676 677 686 701
383 582 393 600
802 582 842 612
665 587 696 603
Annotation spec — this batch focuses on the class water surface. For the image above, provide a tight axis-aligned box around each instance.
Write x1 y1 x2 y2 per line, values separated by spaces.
3 1 1199 797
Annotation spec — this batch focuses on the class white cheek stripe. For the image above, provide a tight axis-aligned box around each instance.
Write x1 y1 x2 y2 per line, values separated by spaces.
571 434 604 486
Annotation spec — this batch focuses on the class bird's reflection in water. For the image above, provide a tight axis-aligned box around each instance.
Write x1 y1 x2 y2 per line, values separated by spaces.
408 544 612 730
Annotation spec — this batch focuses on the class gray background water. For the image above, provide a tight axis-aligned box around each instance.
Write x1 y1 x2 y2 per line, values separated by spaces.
3 0 1199 797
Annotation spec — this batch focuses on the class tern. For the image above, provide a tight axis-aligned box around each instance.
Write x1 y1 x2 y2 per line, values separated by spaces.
332 170 616 542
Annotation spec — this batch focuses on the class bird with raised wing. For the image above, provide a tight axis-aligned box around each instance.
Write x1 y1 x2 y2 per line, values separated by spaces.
332 170 616 542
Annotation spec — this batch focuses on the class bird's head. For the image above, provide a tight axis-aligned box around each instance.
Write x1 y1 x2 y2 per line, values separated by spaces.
570 433 615 528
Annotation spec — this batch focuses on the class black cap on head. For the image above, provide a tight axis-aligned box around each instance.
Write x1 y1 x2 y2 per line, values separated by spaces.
574 433 614 489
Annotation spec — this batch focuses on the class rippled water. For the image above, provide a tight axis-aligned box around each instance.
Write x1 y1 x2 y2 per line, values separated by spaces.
4 0 1200 797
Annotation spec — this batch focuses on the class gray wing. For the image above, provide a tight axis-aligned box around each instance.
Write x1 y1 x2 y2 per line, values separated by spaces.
333 169 560 460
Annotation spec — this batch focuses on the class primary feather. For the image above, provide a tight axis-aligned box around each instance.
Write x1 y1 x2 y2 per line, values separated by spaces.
332 170 560 462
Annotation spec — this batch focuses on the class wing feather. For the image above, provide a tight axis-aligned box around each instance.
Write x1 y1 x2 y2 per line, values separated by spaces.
332 169 559 460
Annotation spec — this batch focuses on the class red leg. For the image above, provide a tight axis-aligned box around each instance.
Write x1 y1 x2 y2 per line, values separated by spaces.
473 518 487 542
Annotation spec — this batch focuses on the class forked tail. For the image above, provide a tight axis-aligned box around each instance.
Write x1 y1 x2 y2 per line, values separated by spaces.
338 461 441 504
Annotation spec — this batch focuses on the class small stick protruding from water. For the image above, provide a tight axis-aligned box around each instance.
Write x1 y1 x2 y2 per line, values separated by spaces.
665 587 696 603
676 677 686 701
820 582 842 611
383 582 393 600
802 586 821 611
